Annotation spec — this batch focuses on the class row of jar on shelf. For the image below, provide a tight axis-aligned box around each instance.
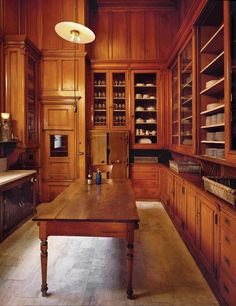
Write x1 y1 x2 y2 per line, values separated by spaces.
94 92 126 98
94 103 126 110
94 80 126 86
94 116 126 124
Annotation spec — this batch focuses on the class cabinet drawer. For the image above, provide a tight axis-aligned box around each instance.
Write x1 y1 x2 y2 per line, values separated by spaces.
131 164 159 172
132 179 159 188
132 171 159 180
221 228 236 254
219 271 236 306
221 245 236 282
221 211 236 233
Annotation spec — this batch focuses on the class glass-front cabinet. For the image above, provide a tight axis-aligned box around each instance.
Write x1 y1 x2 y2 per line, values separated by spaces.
180 38 193 147
197 1 225 160
225 0 236 162
171 62 179 146
131 71 160 148
170 34 194 153
92 70 129 130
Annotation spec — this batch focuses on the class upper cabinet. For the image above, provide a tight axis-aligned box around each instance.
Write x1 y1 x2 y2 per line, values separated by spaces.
131 71 162 149
169 34 195 154
197 1 225 161
91 70 129 130
4 36 41 149
170 61 179 147
225 1 236 162
180 37 194 148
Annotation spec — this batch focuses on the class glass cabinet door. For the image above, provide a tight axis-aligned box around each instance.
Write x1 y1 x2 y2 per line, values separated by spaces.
133 72 158 147
111 72 128 129
93 72 107 128
229 1 236 151
180 38 193 146
171 62 179 145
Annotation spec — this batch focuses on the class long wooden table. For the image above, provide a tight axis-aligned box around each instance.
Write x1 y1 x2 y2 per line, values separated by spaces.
33 179 139 299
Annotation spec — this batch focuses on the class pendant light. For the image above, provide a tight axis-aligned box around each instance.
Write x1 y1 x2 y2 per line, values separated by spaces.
55 1 95 109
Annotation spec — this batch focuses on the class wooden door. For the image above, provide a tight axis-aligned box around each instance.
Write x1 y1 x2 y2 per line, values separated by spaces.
167 171 174 213
174 177 185 230
197 193 219 278
185 184 198 249
108 131 129 178
90 131 107 166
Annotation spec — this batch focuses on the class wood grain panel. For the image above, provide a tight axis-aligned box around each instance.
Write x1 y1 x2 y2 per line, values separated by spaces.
41 181 71 201
3 0 19 34
61 59 74 91
111 11 129 60
25 0 41 47
144 12 158 60
43 104 75 130
41 59 58 94
159 12 176 60
90 11 110 59
130 12 145 60
60 0 76 50
41 0 61 50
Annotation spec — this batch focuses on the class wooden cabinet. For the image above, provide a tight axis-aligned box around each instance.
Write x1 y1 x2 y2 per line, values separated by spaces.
219 209 236 305
131 71 161 149
197 1 225 161
169 34 195 154
92 70 129 130
225 0 236 163
170 61 179 147
4 35 40 165
174 176 186 230
89 130 129 179
197 193 219 278
185 183 198 249
166 170 175 213
0 173 36 241
130 163 160 200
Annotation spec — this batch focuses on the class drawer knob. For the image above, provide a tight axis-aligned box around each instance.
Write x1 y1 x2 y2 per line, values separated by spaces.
224 235 230 244
224 218 230 225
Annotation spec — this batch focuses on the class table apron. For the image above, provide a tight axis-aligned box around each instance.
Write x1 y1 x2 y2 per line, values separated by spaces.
38 221 136 239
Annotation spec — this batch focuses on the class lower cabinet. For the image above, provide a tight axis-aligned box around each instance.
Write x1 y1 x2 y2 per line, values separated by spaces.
130 163 160 200
219 209 236 305
197 193 219 279
0 174 36 241
162 167 236 306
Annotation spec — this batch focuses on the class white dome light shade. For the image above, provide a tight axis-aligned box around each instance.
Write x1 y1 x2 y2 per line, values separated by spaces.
55 22 95 44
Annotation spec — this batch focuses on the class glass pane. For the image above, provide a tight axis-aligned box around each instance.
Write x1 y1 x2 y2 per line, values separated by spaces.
27 58 36 142
180 40 193 145
112 73 126 127
230 1 236 150
93 73 107 127
171 63 178 145
50 135 68 157
134 73 157 145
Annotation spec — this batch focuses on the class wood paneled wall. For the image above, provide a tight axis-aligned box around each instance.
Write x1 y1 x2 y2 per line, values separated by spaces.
89 8 178 62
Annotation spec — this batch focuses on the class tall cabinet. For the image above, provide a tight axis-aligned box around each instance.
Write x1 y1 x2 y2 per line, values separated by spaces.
4 35 41 167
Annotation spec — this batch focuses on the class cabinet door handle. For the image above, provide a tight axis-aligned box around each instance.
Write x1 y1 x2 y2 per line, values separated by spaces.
224 256 230 266
223 283 229 293
224 235 230 244
224 218 230 226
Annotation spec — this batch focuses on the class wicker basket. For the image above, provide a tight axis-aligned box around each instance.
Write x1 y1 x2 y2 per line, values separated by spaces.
202 176 236 206
169 160 201 174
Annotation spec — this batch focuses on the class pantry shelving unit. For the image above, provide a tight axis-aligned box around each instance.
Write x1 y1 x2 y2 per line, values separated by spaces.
197 0 225 160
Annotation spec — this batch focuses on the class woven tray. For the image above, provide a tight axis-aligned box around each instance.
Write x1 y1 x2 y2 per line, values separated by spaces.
202 176 236 206
169 160 201 174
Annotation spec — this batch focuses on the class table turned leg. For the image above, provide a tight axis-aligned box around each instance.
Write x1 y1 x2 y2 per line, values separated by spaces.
126 224 135 299
40 238 48 296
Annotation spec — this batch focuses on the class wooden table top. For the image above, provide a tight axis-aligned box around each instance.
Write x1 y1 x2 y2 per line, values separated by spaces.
33 179 139 223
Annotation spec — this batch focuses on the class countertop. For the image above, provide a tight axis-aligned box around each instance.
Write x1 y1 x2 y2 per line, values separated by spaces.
0 170 36 186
